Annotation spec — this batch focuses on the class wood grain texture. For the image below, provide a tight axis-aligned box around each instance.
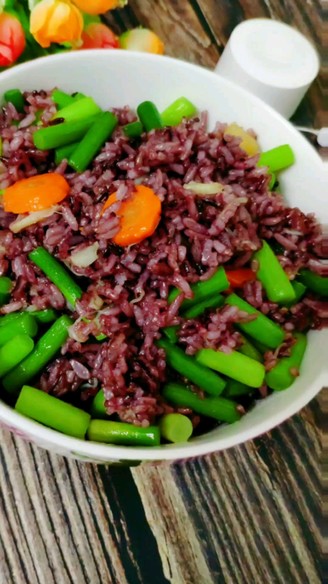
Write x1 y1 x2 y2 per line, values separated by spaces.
133 404 323 584
0 2 326 583
0 401 323 584
0 428 171 584
110 0 219 67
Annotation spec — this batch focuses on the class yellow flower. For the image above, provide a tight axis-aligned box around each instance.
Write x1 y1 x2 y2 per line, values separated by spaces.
71 0 127 15
30 0 83 49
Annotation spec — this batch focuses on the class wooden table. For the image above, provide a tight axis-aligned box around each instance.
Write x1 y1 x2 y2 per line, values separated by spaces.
0 2 325 583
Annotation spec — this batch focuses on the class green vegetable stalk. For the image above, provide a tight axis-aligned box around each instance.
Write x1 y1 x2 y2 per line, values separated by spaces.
161 97 197 127
162 383 241 423
238 336 263 362
265 333 307 391
0 276 12 306
90 389 107 419
196 348 265 388
253 240 296 304
159 413 193 443
3 315 73 394
168 267 229 311
15 385 91 439
258 144 295 173
0 335 34 378
224 379 254 398
225 293 285 349
33 115 101 150
87 420 160 446
29 247 83 307
69 111 118 173
4 89 25 113
0 313 38 347
137 101 163 132
162 326 179 344
299 270 328 297
182 293 224 319
52 96 101 123
123 121 144 139
158 338 226 395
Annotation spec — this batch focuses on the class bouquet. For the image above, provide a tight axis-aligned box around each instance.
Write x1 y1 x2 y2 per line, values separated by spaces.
0 0 164 69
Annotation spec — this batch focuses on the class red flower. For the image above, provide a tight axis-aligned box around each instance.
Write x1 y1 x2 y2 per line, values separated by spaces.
80 23 119 50
0 12 26 67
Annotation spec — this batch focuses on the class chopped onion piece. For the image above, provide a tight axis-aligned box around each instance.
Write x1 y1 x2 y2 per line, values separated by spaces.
89 294 104 311
130 290 146 304
70 243 99 268
184 181 224 196
9 206 60 233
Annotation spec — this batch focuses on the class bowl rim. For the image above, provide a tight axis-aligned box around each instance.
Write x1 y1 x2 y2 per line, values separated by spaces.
0 368 326 461
0 50 325 461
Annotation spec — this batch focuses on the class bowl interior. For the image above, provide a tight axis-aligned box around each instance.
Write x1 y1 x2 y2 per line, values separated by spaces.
0 50 327 461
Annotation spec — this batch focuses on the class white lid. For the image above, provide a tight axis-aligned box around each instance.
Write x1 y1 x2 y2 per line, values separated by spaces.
318 128 328 147
215 19 320 118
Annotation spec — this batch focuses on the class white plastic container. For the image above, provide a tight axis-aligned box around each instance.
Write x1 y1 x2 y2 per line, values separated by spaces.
0 51 326 463
215 19 320 118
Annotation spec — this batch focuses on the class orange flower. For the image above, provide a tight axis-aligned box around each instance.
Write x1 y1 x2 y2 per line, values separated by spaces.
119 28 164 54
71 0 127 15
0 13 26 67
80 23 119 50
30 0 83 49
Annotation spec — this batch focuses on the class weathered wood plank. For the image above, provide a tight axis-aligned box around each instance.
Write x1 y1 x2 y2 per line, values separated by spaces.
109 0 219 67
0 431 126 584
0 428 172 584
0 400 323 584
132 462 215 584
133 404 323 584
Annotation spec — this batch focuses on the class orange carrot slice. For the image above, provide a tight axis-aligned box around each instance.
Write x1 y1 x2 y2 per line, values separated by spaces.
3 173 70 214
102 185 161 246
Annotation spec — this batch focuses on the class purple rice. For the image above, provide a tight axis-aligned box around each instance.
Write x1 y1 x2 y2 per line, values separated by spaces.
0 90 327 427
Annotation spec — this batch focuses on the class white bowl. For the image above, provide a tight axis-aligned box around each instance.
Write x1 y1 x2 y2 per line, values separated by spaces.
0 50 327 464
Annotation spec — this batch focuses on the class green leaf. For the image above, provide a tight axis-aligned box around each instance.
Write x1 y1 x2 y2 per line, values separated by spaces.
4 0 16 9
83 13 101 27
11 3 31 36
49 44 71 54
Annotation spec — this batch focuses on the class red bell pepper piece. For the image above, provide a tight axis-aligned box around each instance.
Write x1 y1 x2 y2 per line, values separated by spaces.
225 269 256 288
